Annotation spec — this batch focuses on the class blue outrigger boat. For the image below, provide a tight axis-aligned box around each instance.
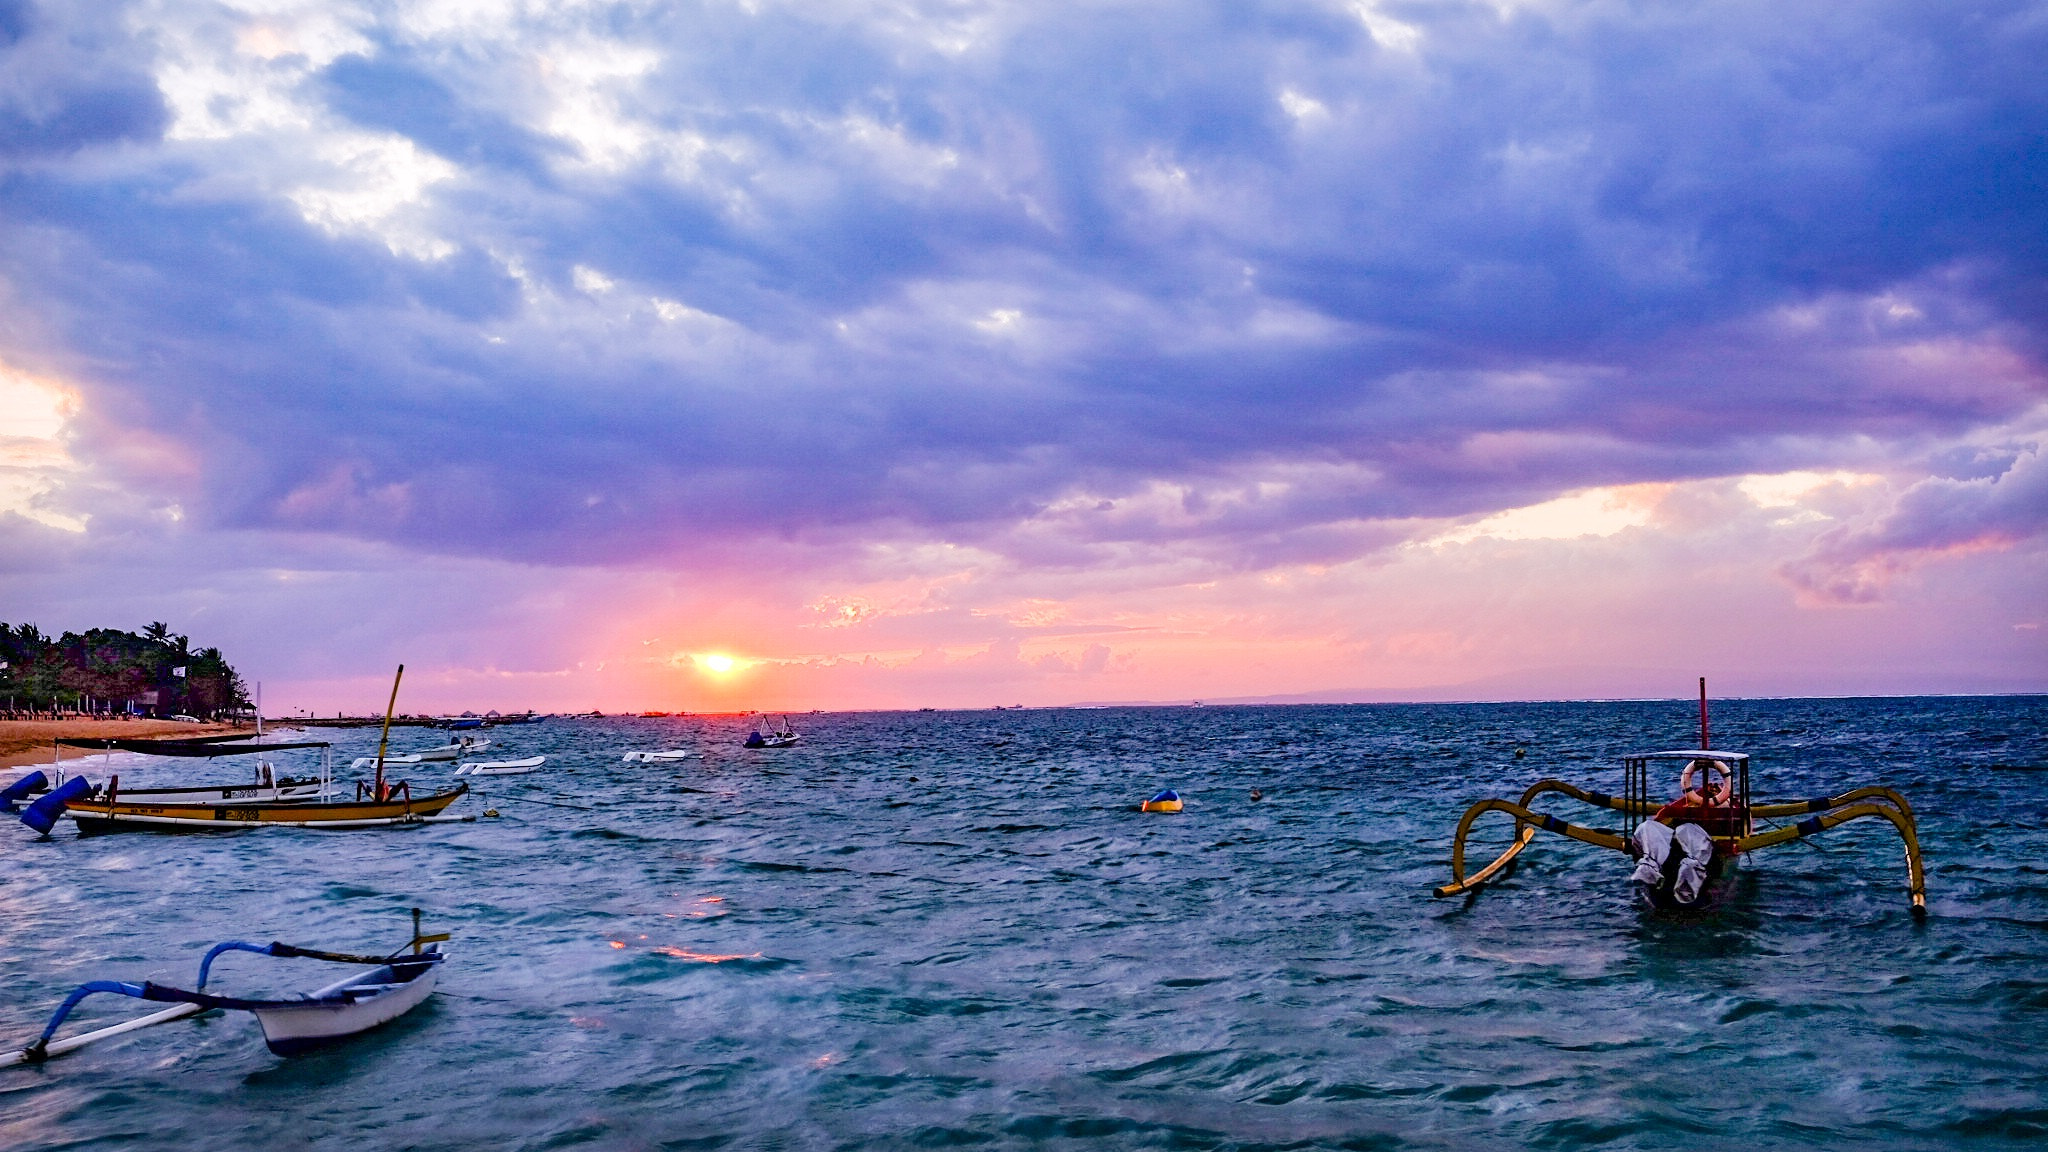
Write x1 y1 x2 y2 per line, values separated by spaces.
10 911 447 1065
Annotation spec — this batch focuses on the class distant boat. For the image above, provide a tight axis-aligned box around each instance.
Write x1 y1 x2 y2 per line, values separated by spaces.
623 749 698 762
409 737 490 762
744 715 800 749
454 755 545 776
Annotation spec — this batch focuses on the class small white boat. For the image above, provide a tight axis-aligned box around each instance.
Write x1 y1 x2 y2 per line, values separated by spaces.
410 737 490 762
252 949 443 1055
351 754 423 769
14 913 447 1064
454 755 545 776
622 749 699 762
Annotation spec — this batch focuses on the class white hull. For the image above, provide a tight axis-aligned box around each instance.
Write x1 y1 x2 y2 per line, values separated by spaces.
252 958 439 1055
623 749 697 762
454 755 545 776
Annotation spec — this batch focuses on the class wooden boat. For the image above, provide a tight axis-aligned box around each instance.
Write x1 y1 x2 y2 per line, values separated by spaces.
12 912 447 1064
46 664 471 833
63 783 469 832
622 749 698 762
454 755 545 776
1432 679 1927 915
17 736 345 834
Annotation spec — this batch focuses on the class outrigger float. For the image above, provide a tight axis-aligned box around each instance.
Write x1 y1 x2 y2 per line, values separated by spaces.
9 911 447 1065
1433 680 1927 916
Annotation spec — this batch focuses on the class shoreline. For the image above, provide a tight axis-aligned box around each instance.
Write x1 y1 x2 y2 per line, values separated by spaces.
0 719 252 772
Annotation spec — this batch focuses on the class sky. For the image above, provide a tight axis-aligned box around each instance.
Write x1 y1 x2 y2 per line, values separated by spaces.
0 0 2043 715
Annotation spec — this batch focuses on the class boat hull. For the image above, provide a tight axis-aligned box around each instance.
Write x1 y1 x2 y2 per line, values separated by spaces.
454 756 544 775
253 954 441 1055
65 786 468 833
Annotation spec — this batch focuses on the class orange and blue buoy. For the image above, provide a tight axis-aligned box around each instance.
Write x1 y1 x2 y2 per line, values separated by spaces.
1141 789 1183 813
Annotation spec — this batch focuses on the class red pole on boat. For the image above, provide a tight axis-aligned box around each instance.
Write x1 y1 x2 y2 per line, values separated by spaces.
1698 676 1710 750
373 665 404 803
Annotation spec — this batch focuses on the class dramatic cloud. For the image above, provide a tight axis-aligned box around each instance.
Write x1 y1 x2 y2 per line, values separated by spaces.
1 0 2042 707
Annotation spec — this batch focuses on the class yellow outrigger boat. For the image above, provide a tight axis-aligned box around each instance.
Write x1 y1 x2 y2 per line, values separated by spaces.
64 783 469 833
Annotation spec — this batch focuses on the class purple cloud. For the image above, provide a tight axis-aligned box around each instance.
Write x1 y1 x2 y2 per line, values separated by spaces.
0 0 2041 580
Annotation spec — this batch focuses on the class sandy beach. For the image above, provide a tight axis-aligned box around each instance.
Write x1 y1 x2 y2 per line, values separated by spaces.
0 719 251 771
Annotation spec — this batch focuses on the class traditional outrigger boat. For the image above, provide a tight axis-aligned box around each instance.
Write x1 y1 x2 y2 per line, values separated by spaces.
1433 680 1927 915
20 666 470 835
9 911 448 1065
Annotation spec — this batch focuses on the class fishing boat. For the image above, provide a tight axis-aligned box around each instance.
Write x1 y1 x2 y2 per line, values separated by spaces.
454 755 545 776
30 665 471 834
1432 679 1926 915
61 784 469 832
622 749 698 762
11 911 448 1064
743 715 800 749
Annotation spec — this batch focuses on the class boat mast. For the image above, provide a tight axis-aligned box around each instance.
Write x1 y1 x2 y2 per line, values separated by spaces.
1698 676 1709 750
373 665 404 802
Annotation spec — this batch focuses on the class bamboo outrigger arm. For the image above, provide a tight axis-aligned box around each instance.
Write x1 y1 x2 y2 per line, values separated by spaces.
1750 785 1914 822
1734 801 1927 914
1434 797 1629 898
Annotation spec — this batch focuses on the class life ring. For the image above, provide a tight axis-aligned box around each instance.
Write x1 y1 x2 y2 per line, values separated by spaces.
1679 758 1731 798
1141 789 1183 813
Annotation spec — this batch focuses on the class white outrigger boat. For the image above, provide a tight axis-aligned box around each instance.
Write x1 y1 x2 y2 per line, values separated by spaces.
407 736 491 762
622 749 698 762
454 755 546 776
10 911 448 1064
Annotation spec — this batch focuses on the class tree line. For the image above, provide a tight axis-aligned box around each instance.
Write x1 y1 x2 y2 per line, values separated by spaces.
0 623 249 719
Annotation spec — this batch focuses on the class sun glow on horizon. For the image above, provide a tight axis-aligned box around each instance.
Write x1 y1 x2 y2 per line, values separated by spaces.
696 652 739 676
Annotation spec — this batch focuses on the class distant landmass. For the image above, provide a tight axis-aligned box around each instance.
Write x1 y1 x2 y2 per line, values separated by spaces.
1071 664 2045 707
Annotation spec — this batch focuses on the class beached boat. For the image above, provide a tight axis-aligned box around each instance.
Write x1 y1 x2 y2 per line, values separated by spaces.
743 715 800 749
454 755 545 776
622 749 698 762
11 913 448 1064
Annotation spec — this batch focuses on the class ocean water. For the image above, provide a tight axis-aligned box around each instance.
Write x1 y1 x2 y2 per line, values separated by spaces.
1 697 2044 1151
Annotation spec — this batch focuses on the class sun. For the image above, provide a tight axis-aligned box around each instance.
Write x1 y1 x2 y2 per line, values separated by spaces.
697 653 738 676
